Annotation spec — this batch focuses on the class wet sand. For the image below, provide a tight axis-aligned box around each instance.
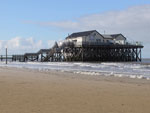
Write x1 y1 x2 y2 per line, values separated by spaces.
0 67 150 113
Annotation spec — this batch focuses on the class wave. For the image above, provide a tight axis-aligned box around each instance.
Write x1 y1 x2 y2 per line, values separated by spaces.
0 61 150 80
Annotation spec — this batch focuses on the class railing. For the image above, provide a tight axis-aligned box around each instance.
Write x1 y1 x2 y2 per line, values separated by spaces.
0 55 13 58
73 41 143 47
74 42 113 47
125 41 143 46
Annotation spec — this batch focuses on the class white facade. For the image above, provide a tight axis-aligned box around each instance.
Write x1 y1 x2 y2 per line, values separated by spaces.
103 34 126 45
114 35 126 44
66 31 104 46
67 37 82 46
83 31 104 44
65 31 127 46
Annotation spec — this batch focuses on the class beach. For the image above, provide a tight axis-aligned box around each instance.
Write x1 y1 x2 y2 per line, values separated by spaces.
0 67 150 113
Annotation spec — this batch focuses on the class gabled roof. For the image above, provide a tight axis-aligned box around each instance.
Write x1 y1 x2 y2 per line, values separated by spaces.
66 30 126 40
111 34 122 38
66 30 97 39
52 42 59 49
102 34 113 39
102 34 126 40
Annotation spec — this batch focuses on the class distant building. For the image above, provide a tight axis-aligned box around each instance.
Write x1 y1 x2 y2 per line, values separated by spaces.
66 30 105 46
65 30 127 46
102 34 126 45
5 30 143 62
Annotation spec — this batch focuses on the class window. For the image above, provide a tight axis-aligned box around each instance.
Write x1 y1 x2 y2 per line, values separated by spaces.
90 36 94 40
96 39 101 42
72 40 77 42
93 33 96 37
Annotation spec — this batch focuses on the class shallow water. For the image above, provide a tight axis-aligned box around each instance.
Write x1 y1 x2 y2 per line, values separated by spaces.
0 59 150 80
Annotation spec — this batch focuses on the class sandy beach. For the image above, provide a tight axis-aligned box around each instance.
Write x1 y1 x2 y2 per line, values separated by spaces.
0 67 150 113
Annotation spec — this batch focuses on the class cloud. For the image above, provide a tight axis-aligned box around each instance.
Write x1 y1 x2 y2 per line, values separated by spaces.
37 5 150 40
0 37 55 55
29 4 150 57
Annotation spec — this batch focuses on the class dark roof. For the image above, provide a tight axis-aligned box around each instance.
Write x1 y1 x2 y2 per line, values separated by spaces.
102 35 113 39
66 30 97 39
111 34 122 38
52 42 59 49
102 34 126 40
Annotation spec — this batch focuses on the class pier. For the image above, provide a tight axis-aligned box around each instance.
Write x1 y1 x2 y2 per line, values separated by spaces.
62 44 143 62
0 30 144 62
0 43 143 62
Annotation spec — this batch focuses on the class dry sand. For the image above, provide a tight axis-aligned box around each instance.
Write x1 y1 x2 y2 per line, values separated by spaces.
0 67 150 113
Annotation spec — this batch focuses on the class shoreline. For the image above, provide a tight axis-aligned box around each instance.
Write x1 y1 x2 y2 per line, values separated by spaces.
0 61 150 80
0 66 150 89
0 63 150 81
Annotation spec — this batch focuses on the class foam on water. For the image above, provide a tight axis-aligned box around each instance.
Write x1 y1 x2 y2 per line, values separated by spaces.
0 61 150 80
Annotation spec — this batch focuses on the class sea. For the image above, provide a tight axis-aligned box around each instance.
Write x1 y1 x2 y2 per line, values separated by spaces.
0 59 150 80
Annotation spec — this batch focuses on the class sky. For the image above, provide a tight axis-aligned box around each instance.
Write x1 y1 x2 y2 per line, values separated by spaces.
0 0 150 58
